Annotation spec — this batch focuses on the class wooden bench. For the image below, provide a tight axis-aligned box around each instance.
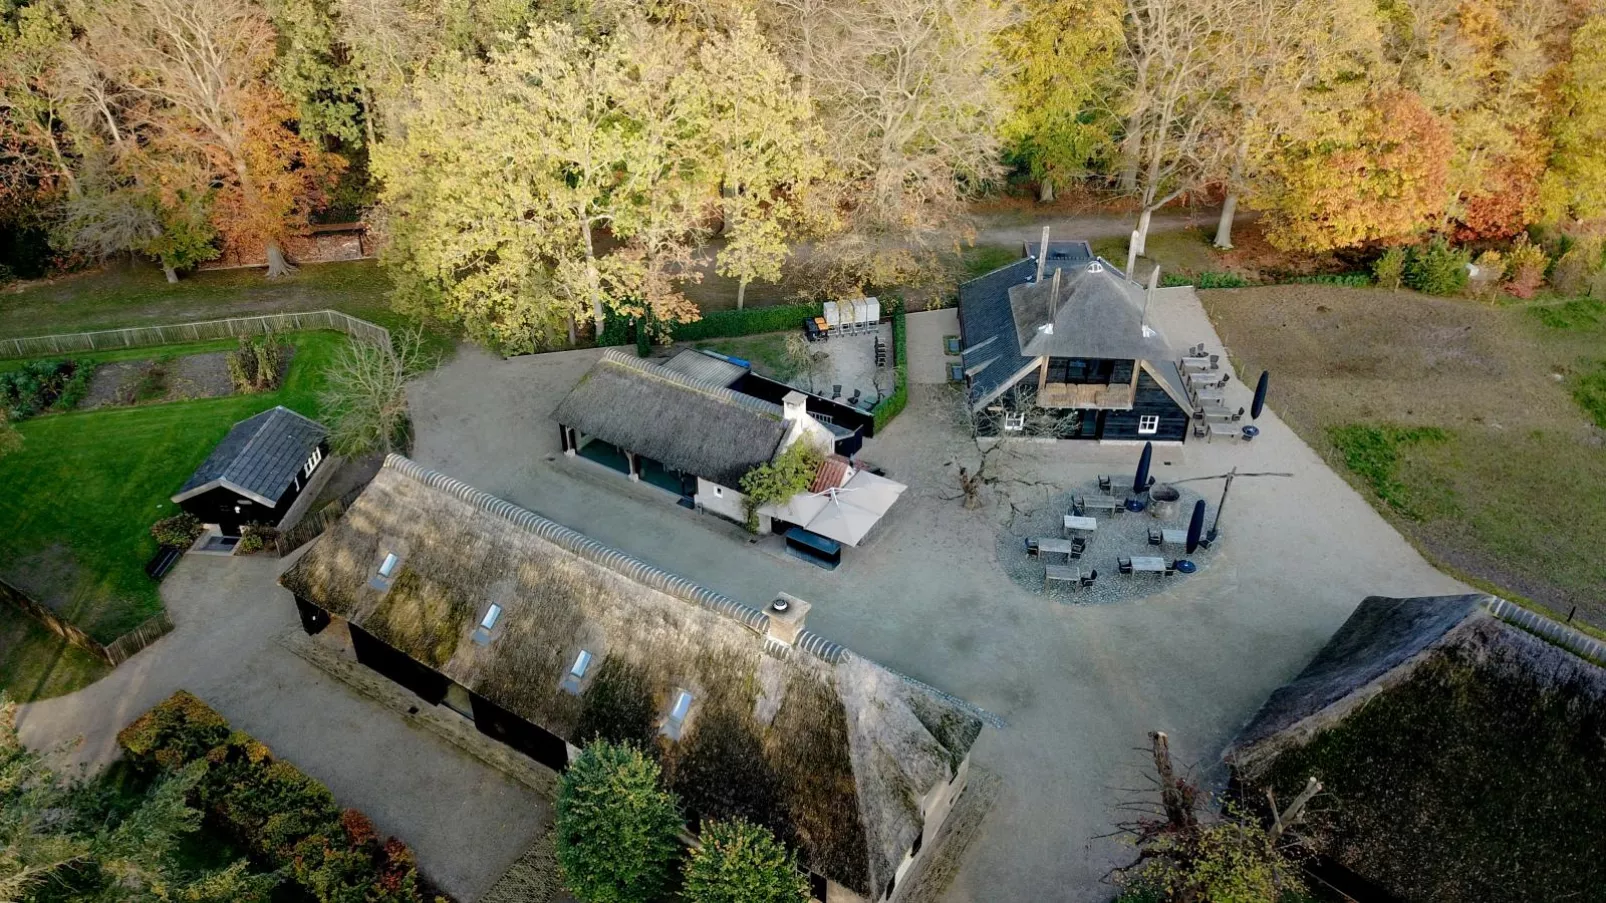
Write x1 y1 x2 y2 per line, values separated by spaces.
1044 564 1081 591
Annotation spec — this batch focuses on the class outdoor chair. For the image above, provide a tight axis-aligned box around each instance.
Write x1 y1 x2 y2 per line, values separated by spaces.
849 389 861 406
1118 557 1134 575
1079 570 1098 588
1024 538 1040 558
1097 475 1112 492
1147 527 1163 546
832 384 842 399
1193 422 1208 438
1209 353 1220 368
1069 537 1087 559
1164 561 1178 577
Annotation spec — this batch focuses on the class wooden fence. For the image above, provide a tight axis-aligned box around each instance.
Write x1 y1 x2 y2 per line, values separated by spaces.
275 485 365 557
0 309 390 359
0 577 175 666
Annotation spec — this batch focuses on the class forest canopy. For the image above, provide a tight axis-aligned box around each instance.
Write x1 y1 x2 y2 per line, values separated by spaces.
3 0 1604 347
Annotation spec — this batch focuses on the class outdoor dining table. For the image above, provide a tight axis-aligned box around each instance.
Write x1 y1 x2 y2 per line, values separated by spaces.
1188 371 1226 387
1035 537 1083 560
1074 496 1123 514
1063 515 1098 535
1180 357 1216 373
1195 387 1225 404
1151 528 1187 546
1130 556 1169 573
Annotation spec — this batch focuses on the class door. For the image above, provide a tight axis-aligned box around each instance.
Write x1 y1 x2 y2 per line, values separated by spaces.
443 682 474 719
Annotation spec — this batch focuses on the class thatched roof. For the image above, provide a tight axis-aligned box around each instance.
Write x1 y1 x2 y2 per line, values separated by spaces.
1224 594 1493 778
279 456 982 895
1223 595 1606 902
553 349 786 487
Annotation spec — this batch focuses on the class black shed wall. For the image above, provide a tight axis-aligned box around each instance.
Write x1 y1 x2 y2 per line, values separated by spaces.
471 692 572 771
350 625 449 705
1101 372 1191 442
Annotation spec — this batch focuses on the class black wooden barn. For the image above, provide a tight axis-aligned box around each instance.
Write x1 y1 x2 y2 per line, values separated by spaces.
957 240 1194 442
171 406 329 536
280 455 986 903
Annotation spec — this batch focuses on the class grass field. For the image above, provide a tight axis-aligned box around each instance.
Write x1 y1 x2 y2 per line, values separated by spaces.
1204 285 1606 627
0 331 345 651
0 616 110 703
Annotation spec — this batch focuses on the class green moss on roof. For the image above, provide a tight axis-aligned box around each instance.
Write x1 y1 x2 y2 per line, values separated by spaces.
1256 643 1606 903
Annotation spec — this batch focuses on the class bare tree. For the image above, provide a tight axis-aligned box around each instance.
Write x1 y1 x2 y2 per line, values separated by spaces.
318 328 433 456
1118 0 1239 255
948 383 1079 508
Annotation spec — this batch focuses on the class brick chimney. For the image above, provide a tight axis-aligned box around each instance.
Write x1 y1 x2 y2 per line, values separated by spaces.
765 593 812 646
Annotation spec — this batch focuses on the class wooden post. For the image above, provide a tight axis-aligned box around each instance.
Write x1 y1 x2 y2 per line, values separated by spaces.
1126 230 1141 278
1036 226 1050 283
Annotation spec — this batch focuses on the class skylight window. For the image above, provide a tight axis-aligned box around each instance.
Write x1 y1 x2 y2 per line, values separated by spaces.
661 689 695 740
378 553 399 578
480 604 503 631
570 649 593 679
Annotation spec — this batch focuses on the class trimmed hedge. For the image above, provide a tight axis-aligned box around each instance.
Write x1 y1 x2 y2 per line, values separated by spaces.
870 299 908 433
667 302 824 343
118 691 425 903
1162 271 1373 289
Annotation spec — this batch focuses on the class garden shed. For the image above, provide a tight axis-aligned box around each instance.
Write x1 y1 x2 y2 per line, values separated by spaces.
1224 594 1606 903
171 405 328 536
280 455 981 903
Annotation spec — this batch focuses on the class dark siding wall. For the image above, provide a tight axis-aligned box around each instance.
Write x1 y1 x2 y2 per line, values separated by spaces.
471 692 571 771
1102 372 1190 442
294 596 329 635
1110 359 1135 384
738 374 876 438
350 625 449 704
176 439 330 534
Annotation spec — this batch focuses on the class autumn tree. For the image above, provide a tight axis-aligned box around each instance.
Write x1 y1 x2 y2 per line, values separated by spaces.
265 0 364 148
1252 91 1452 252
999 0 1124 204
763 0 1013 289
318 328 430 455
78 0 343 277
1539 14 1606 227
0 2 76 217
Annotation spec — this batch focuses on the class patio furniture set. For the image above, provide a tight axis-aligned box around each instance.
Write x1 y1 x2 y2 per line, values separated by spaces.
804 298 883 343
1027 479 1202 593
1183 345 1257 442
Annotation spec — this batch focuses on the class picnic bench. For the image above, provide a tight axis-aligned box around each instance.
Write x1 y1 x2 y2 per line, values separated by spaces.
1044 564 1097 591
1148 528 1188 547
1034 537 1086 560
1188 371 1227 387
1073 495 1123 515
1206 422 1240 442
1118 555 1175 576
1062 515 1098 536
1181 356 1219 373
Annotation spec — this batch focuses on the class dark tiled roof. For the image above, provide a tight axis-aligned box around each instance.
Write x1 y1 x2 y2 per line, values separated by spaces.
958 259 1040 410
553 350 786 487
173 406 327 506
1022 239 1093 265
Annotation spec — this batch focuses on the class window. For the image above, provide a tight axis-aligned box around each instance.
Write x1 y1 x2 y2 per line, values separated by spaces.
303 446 323 477
480 603 503 631
1138 414 1160 435
569 649 593 679
662 688 694 739
378 553 399 578
1003 413 1026 432
561 649 595 693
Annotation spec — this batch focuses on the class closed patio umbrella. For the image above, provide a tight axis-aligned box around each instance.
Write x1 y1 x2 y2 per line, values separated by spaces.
1132 441 1153 494
1252 371 1270 420
1186 499 1206 553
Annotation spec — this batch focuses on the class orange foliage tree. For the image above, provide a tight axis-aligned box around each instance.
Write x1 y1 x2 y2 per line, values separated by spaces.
80 0 341 277
1254 92 1452 252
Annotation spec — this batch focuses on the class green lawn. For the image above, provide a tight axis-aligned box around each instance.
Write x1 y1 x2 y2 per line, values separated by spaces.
0 616 110 703
1205 284 1606 628
0 258 455 359
692 334 805 383
0 331 346 647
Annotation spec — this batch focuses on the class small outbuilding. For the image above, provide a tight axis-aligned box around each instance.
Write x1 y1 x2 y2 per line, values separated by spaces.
172 405 329 536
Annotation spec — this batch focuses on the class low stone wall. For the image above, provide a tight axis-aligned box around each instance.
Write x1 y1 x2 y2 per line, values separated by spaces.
0 577 173 665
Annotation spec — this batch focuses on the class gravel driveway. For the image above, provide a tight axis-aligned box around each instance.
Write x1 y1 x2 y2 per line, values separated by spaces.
406 286 1465 902
15 554 548 902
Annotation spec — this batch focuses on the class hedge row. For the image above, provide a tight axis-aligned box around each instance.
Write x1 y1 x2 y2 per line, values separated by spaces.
871 300 908 433
118 691 426 903
1159 271 1373 289
600 302 826 348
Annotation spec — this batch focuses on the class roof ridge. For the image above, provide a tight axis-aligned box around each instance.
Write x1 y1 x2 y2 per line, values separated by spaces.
599 349 781 418
379 454 851 663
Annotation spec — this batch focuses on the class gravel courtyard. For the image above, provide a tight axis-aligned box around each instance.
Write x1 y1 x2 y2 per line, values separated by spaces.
407 286 1467 902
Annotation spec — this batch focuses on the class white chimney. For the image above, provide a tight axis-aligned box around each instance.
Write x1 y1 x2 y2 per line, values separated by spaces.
781 390 808 422
765 593 812 646
1035 225 1050 282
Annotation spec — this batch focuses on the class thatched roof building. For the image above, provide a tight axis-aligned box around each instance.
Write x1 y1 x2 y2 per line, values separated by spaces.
553 349 788 487
280 456 981 900
1224 594 1606 902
